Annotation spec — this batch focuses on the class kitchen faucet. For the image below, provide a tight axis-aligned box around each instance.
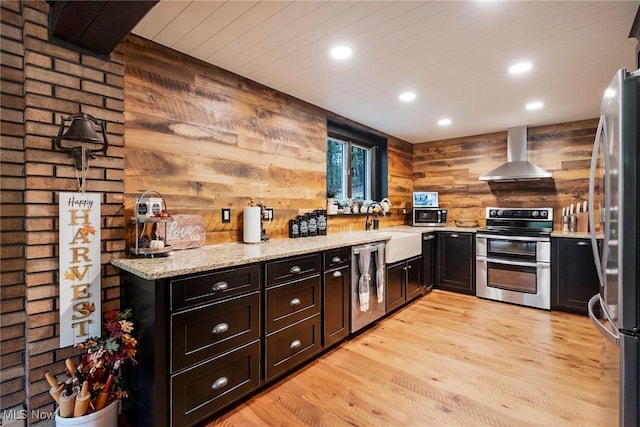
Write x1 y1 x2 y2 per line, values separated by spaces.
365 202 384 231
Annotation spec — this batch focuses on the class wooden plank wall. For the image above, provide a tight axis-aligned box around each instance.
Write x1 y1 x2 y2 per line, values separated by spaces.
122 35 412 245
413 119 600 229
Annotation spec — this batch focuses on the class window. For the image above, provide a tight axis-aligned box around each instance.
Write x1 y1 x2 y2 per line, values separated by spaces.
326 118 387 201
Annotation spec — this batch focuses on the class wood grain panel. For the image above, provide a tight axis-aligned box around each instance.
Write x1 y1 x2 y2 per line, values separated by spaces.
413 119 600 228
123 35 413 244
206 290 618 426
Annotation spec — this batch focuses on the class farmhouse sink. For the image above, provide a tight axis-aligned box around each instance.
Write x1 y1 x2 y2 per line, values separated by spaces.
375 231 422 264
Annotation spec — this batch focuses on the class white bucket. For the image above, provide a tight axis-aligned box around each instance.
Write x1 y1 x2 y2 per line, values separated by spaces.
55 400 118 427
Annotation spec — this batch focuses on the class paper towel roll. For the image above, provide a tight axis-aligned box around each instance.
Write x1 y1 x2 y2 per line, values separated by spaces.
243 206 261 243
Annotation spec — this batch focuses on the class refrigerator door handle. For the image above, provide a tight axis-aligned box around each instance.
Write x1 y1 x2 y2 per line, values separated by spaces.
588 293 619 345
588 115 606 288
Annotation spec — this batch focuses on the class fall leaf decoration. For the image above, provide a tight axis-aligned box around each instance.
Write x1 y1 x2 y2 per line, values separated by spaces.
79 224 96 240
73 309 138 411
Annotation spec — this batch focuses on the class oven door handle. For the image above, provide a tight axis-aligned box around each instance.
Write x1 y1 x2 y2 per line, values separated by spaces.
476 234 550 242
484 257 542 268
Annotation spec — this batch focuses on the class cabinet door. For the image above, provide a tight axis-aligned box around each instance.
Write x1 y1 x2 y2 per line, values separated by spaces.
323 265 350 348
386 262 405 313
552 238 600 315
405 256 423 301
422 233 436 290
437 232 475 295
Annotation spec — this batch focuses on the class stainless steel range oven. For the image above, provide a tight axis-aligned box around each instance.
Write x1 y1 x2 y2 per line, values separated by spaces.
476 207 553 310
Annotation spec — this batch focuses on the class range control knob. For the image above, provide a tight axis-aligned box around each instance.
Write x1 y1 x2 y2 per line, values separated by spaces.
489 209 497 217
532 210 539 217
539 211 548 218
497 210 504 217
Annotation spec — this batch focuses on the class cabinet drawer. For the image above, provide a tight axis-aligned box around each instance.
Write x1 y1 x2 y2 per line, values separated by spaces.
170 264 260 310
264 315 321 382
171 292 260 372
324 247 351 270
265 275 320 334
265 254 321 287
171 341 260 427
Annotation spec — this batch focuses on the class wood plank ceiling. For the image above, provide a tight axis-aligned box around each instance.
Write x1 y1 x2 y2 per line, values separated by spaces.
132 1 638 143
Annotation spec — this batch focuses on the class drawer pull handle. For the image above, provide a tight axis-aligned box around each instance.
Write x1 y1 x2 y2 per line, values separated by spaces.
212 281 229 292
211 323 229 334
290 297 301 306
211 376 228 390
290 339 302 350
331 256 341 263
290 266 302 274
451 234 459 238
333 271 342 278
423 235 435 241
577 241 589 246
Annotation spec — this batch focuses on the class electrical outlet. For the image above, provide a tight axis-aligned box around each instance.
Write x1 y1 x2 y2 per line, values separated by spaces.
263 207 273 221
222 207 231 223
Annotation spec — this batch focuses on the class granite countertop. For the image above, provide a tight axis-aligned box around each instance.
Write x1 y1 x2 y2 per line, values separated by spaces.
551 231 604 239
111 225 477 280
113 225 604 280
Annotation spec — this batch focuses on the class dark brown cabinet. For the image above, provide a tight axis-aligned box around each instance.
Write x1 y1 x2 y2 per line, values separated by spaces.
436 231 475 295
264 254 322 382
322 247 350 348
386 255 423 313
122 263 262 427
422 233 436 290
552 237 601 315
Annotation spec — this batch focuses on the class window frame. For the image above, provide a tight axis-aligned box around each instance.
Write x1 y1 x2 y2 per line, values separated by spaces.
326 118 387 202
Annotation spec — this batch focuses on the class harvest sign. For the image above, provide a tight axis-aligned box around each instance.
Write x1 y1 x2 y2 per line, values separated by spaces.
59 192 101 347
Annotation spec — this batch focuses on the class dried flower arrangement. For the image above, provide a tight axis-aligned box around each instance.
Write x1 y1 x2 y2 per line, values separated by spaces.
46 309 138 419
72 309 137 414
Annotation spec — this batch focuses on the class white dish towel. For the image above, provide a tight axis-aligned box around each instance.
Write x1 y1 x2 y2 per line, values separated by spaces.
375 243 385 303
358 245 373 312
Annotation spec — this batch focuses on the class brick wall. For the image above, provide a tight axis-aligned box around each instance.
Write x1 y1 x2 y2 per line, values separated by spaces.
1 1 126 424
1 0 28 420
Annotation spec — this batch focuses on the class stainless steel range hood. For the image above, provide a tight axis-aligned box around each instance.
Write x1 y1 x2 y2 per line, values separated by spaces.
479 126 552 182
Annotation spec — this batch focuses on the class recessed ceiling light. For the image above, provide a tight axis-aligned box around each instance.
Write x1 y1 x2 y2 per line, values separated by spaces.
509 62 532 74
525 101 544 110
330 46 352 59
399 92 416 102
438 118 452 126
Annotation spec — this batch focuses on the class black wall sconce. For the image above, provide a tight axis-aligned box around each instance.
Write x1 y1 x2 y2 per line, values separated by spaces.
54 113 109 170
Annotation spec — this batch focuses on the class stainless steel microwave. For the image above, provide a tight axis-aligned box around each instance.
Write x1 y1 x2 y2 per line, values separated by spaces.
413 208 447 226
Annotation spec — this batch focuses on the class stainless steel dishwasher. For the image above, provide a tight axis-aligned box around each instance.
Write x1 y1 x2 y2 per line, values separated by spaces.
350 241 386 333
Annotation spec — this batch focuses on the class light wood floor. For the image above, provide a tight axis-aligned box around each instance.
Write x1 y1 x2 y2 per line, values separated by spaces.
206 290 619 427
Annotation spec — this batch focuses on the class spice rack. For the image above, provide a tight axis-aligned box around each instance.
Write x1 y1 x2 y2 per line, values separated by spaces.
130 190 174 257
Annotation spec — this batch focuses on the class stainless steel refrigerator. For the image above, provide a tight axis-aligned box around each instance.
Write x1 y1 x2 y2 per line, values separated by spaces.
588 68 640 427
